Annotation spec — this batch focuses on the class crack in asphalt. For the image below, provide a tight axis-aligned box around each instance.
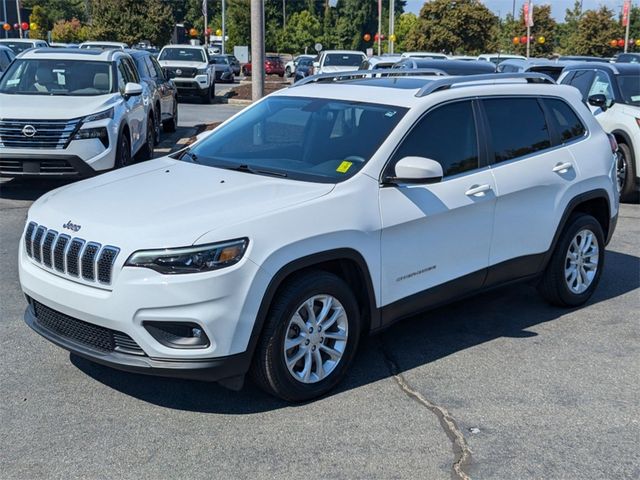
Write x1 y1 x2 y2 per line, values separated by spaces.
379 341 472 480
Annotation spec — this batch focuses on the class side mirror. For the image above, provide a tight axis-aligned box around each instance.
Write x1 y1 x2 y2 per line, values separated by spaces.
123 82 143 98
313 61 320 68
386 156 443 184
588 94 609 111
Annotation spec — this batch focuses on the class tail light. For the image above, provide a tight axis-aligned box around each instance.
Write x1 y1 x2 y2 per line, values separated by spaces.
607 133 618 154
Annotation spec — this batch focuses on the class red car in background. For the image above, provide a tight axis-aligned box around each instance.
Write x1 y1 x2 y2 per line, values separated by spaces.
242 55 285 77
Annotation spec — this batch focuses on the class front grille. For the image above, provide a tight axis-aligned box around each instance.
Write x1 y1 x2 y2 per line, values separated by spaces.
31 299 145 356
0 118 81 149
164 67 197 79
25 221 120 286
0 159 76 175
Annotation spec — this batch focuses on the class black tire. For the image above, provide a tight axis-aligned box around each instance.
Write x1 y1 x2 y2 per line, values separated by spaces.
163 100 178 133
538 213 605 307
114 132 131 169
617 143 638 203
250 271 361 402
201 83 215 104
137 115 155 161
285 66 291 77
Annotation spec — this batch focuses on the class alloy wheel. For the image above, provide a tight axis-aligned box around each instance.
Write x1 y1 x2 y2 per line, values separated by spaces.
616 151 627 194
283 295 348 384
564 229 599 294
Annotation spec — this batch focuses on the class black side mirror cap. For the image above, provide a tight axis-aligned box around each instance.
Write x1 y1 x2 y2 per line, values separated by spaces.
588 94 609 111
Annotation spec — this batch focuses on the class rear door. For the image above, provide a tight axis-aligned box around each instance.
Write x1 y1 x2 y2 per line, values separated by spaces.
379 100 497 313
481 96 585 283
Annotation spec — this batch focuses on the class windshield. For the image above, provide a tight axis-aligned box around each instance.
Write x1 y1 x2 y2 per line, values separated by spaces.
618 75 640 106
159 48 205 63
0 59 114 96
211 56 229 65
324 53 365 67
1 41 35 54
183 96 407 183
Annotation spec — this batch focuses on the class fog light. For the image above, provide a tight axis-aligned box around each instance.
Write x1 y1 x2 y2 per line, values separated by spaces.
144 321 210 349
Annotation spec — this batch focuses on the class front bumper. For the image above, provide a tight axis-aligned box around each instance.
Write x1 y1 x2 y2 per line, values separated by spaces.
173 77 211 94
0 153 98 178
24 302 251 382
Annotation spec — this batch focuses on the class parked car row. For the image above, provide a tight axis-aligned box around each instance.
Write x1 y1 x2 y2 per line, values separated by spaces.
0 47 178 178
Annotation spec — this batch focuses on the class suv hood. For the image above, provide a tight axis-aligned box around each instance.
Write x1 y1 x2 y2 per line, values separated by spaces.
0 93 119 120
29 158 334 250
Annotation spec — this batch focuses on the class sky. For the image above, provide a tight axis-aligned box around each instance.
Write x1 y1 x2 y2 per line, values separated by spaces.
404 1 625 21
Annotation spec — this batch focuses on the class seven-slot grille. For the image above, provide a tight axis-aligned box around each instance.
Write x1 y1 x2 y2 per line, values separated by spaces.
24 221 120 286
30 299 145 356
0 118 81 149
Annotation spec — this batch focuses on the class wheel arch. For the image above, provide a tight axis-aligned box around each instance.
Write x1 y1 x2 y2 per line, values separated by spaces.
542 188 613 270
611 128 636 168
244 249 379 364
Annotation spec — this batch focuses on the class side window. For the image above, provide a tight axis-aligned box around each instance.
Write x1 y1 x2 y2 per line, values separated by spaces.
143 56 156 78
483 98 551 163
0 51 10 70
122 57 139 83
588 71 614 103
117 61 127 90
392 100 479 177
150 57 166 80
543 98 586 143
565 70 595 100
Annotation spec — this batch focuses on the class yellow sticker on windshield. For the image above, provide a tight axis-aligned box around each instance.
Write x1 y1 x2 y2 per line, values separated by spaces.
336 161 353 173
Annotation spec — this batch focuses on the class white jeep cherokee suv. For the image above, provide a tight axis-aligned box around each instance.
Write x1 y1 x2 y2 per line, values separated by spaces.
0 48 155 177
19 73 619 402
158 45 215 103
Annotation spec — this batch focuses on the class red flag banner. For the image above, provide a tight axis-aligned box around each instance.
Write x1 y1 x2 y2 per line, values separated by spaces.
622 0 631 27
523 1 534 27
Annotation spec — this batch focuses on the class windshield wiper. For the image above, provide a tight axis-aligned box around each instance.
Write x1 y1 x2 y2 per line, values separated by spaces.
223 164 288 178
179 148 198 163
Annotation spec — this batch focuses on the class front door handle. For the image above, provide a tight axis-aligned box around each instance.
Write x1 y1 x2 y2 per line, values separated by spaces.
465 184 491 196
552 162 573 173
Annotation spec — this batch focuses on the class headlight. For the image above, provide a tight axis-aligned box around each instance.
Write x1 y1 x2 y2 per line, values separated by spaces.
125 238 248 274
74 127 109 148
196 68 208 75
82 107 114 123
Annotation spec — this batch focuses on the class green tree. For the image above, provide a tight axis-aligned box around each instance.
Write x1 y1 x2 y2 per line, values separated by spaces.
277 10 321 53
23 0 87 24
499 4 556 56
28 6 49 40
394 12 418 53
405 0 498 55
87 0 174 47
571 7 622 57
557 0 582 53
51 18 90 43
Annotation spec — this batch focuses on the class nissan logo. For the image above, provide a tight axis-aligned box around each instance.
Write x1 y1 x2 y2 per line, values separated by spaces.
175 69 182 75
22 125 37 137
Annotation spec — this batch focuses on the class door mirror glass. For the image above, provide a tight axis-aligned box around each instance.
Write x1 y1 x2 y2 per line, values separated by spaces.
389 156 443 184
588 93 609 111
313 61 320 68
123 82 143 98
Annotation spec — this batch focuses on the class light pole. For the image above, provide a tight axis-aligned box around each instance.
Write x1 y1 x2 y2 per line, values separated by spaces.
251 0 264 100
2 0 8 39
389 0 395 54
222 0 226 54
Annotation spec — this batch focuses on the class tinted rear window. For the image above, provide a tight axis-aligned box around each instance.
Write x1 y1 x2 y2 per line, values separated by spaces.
544 98 586 143
324 54 365 67
483 98 551 163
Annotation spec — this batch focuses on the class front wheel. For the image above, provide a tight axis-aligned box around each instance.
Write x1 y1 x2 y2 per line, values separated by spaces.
137 115 155 161
163 100 178 133
250 271 361 402
538 213 605 307
114 132 131 169
617 143 638 203
285 66 291 77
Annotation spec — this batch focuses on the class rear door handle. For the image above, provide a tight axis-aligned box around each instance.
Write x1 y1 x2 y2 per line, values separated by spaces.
465 184 491 196
552 162 573 173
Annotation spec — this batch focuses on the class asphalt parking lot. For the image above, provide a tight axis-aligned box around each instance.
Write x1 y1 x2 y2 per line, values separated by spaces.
0 124 638 479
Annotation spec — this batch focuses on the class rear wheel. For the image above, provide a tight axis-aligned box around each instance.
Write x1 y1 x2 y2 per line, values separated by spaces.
250 271 361 402
538 213 605 307
285 66 291 77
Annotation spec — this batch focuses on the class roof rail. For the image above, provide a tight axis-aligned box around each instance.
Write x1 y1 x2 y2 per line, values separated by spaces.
291 68 447 87
415 72 555 97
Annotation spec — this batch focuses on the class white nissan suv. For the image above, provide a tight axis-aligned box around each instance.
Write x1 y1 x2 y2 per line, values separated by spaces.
0 48 155 177
19 73 619 402
158 45 215 103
